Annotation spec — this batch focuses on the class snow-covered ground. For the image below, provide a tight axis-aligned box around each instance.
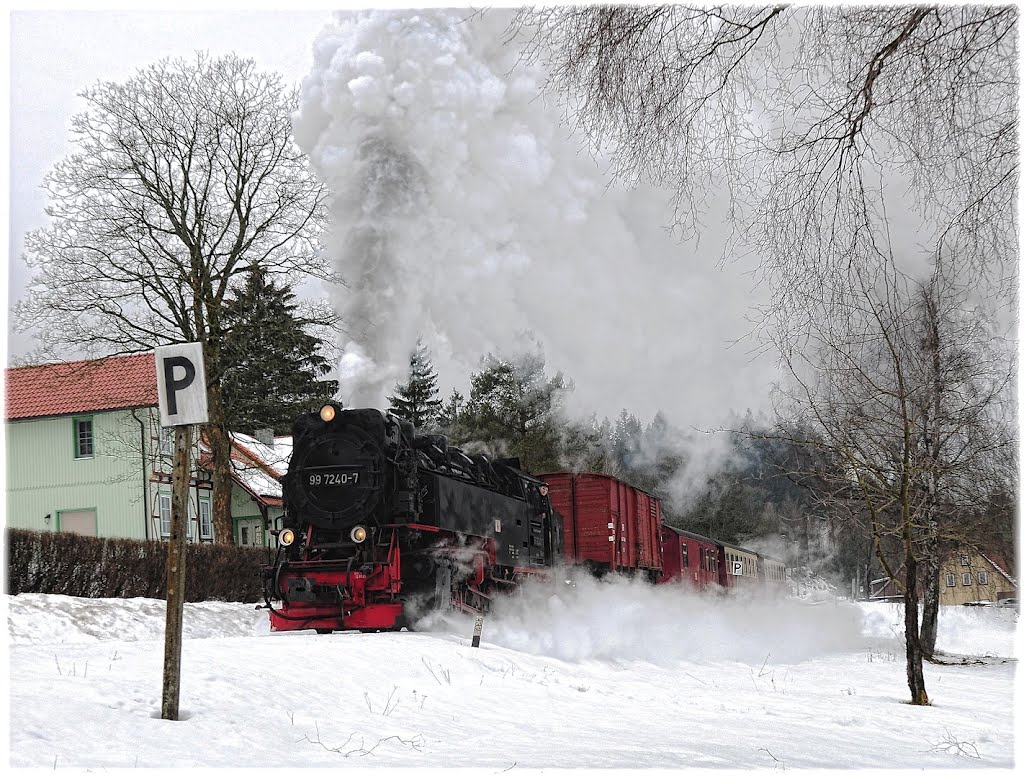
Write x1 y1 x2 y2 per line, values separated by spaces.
4 574 1018 769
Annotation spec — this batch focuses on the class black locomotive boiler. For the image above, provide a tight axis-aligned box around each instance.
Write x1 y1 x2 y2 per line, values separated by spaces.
262 403 563 633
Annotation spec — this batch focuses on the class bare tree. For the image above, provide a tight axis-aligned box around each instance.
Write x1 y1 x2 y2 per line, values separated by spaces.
17 52 330 545
516 2 1018 701
909 263 1017 656
513 5 1018 309
770 253 1015 704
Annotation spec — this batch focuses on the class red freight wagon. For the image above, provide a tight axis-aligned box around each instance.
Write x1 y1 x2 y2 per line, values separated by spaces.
659 526 720 590
540 471 663 580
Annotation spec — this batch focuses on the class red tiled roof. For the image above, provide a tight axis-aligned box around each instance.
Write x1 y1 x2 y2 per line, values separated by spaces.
5 353 158 420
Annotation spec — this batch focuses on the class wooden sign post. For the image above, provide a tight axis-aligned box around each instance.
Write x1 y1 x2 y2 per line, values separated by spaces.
161 423 193 721
154 344 208 721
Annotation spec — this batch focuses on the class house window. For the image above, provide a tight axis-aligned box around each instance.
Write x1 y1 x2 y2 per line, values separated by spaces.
73 417 94 458
962 572 972 586
960 554 970 566
159 494 172 537
199 498 212 540
946 573 956 587
159 428 173 456
978 571 988 585
237 518 263 547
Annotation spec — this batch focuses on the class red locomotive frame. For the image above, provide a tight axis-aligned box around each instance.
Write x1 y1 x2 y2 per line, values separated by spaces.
265 524 551 633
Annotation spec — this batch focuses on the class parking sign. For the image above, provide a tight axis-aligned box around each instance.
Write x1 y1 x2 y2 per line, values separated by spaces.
155 343 209 427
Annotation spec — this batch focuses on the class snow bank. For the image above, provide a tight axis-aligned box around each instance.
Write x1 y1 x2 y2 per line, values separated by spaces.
6 593 266 645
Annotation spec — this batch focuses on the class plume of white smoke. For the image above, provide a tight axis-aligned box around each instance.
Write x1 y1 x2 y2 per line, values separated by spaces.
295 9 581 405
293 8 775 425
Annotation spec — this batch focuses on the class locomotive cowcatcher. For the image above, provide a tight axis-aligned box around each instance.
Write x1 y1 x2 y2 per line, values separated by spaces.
261 403 563 633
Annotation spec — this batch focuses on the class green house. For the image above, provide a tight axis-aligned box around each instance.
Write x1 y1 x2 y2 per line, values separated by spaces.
4 353 287 545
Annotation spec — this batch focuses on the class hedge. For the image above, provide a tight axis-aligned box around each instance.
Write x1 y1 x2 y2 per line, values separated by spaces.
5 528 275 603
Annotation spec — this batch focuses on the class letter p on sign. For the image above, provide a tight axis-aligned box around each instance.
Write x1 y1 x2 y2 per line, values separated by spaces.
155 343 209 427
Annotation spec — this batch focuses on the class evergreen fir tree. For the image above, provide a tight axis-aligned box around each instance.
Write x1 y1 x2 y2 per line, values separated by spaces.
219 266 338 435
454 349 569 472
436 390 464 433
387 339 442 429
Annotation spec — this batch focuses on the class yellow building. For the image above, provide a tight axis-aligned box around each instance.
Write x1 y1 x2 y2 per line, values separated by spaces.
939 549 1017 606
869 548 1017 605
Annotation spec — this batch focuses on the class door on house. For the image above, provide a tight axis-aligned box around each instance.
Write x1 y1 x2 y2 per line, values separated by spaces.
237 518 264 547
59 509 97 536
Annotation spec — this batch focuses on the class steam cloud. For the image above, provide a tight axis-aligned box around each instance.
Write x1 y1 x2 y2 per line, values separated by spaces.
293 9 776 427
417 569 878 665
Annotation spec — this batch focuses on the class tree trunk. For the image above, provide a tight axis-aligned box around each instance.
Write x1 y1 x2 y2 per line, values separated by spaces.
920 295 942 661
205 380 235 545
919 530 940 659
903 553 930 705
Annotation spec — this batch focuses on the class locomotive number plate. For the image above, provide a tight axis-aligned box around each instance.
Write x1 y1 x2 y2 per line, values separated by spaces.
307 469 361 487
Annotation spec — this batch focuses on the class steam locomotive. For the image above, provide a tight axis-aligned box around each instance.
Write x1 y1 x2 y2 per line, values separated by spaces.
261 403 563 632
261 403 786 634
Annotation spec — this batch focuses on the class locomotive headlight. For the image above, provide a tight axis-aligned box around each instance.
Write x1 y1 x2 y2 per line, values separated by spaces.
350 525 368 544
279 528 296 547
320 404 337 422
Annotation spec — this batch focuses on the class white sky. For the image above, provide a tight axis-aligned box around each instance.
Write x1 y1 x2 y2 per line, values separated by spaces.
6 6 336 354
4 586 1020 768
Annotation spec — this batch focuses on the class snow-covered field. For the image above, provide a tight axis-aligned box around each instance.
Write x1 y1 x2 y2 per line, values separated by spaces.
4 575 1018 769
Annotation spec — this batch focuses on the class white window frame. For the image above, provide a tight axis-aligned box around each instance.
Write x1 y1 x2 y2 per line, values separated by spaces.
945 573 956 587
977 571 988 585
199 497 213 540
159 427 174 456
159 494 172 537
960 554 970 566
74 417 94 459
962 572 972 586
